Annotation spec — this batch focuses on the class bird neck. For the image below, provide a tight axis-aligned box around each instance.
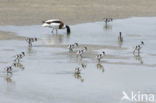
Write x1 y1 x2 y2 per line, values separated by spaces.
66 25 70 34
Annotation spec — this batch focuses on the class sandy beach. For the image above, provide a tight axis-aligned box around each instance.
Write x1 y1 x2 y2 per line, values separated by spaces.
0 0 156 26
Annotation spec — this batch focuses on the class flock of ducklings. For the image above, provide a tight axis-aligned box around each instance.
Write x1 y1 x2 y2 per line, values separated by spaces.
69 40 144 76
0 18 144 82
72 18 144 76
0 52 25 78
0 37 37 79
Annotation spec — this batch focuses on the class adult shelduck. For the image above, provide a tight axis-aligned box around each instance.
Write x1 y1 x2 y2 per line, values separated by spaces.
42 19 71 34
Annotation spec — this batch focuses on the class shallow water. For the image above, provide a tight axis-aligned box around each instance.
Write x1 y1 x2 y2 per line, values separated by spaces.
0 17 156 103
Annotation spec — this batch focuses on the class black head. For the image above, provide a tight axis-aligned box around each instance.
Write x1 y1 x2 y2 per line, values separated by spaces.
74 43 78 47
84 47 87 51
119 32 122 36
102 51 105 55
141 41 144 45
35 38 38 41
66 25 71 34
22 52 25 56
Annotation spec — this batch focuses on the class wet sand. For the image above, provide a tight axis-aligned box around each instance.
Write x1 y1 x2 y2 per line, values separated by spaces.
0 0 156 25
0 31 25 40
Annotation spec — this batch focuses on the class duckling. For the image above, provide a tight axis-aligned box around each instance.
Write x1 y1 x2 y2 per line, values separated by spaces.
82 47 87 52
26 38 32 46
68 43 79 51
6 66 12 74
139 41 144 48
81 63 87 69
26 37 38 47
76 47 87 57
104 18 113 25
133 46 138 54
96 51 105 62
14 52 25 63
118 32 123 42
21 52 25 57
76 50 83 57
133 41 144 54
34 38 38 41
74 67 81 74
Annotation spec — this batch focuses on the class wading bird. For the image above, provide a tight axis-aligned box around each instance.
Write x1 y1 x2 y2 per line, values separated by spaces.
42 19 71 34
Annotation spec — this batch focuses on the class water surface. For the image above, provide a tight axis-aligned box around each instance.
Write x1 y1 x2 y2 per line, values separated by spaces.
0 17 156 103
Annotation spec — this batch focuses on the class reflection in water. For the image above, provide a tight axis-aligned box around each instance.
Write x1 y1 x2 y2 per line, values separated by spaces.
4 74 16 92
76 56 87 69
27 46 33 55
44 33 70 45
73 73 84 82
5 73 13 83
133 53 144 64
96 63 104 72
118 32 123 48
103 25 112 30
118 41 123 48
0 72 15 91
13 62 25 70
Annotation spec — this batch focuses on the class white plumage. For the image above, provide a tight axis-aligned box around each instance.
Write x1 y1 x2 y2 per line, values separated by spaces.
42 19 71 34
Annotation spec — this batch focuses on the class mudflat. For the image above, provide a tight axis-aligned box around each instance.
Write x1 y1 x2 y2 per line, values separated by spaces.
0 0 156 25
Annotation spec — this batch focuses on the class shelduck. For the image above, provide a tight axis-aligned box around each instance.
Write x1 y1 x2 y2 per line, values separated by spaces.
42 19 71 34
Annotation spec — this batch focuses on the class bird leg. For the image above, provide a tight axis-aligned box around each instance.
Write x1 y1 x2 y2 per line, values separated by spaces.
51 28 54 34
56 29 58 34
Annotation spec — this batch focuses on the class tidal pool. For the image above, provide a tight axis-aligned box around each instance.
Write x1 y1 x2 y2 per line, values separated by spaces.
0 17 156 103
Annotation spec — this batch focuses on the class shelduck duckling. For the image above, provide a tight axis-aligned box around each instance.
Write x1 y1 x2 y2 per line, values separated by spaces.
74 67 81 74
14 52 25 63
76 47 87 57
96 51 105 62
104 18 113 25
82 47 87 52
42 19 71 34
68 43 78 51
133 41 144 54
26 37 38 47
6 66 12 74
118 32 123 42
139 41 144 49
